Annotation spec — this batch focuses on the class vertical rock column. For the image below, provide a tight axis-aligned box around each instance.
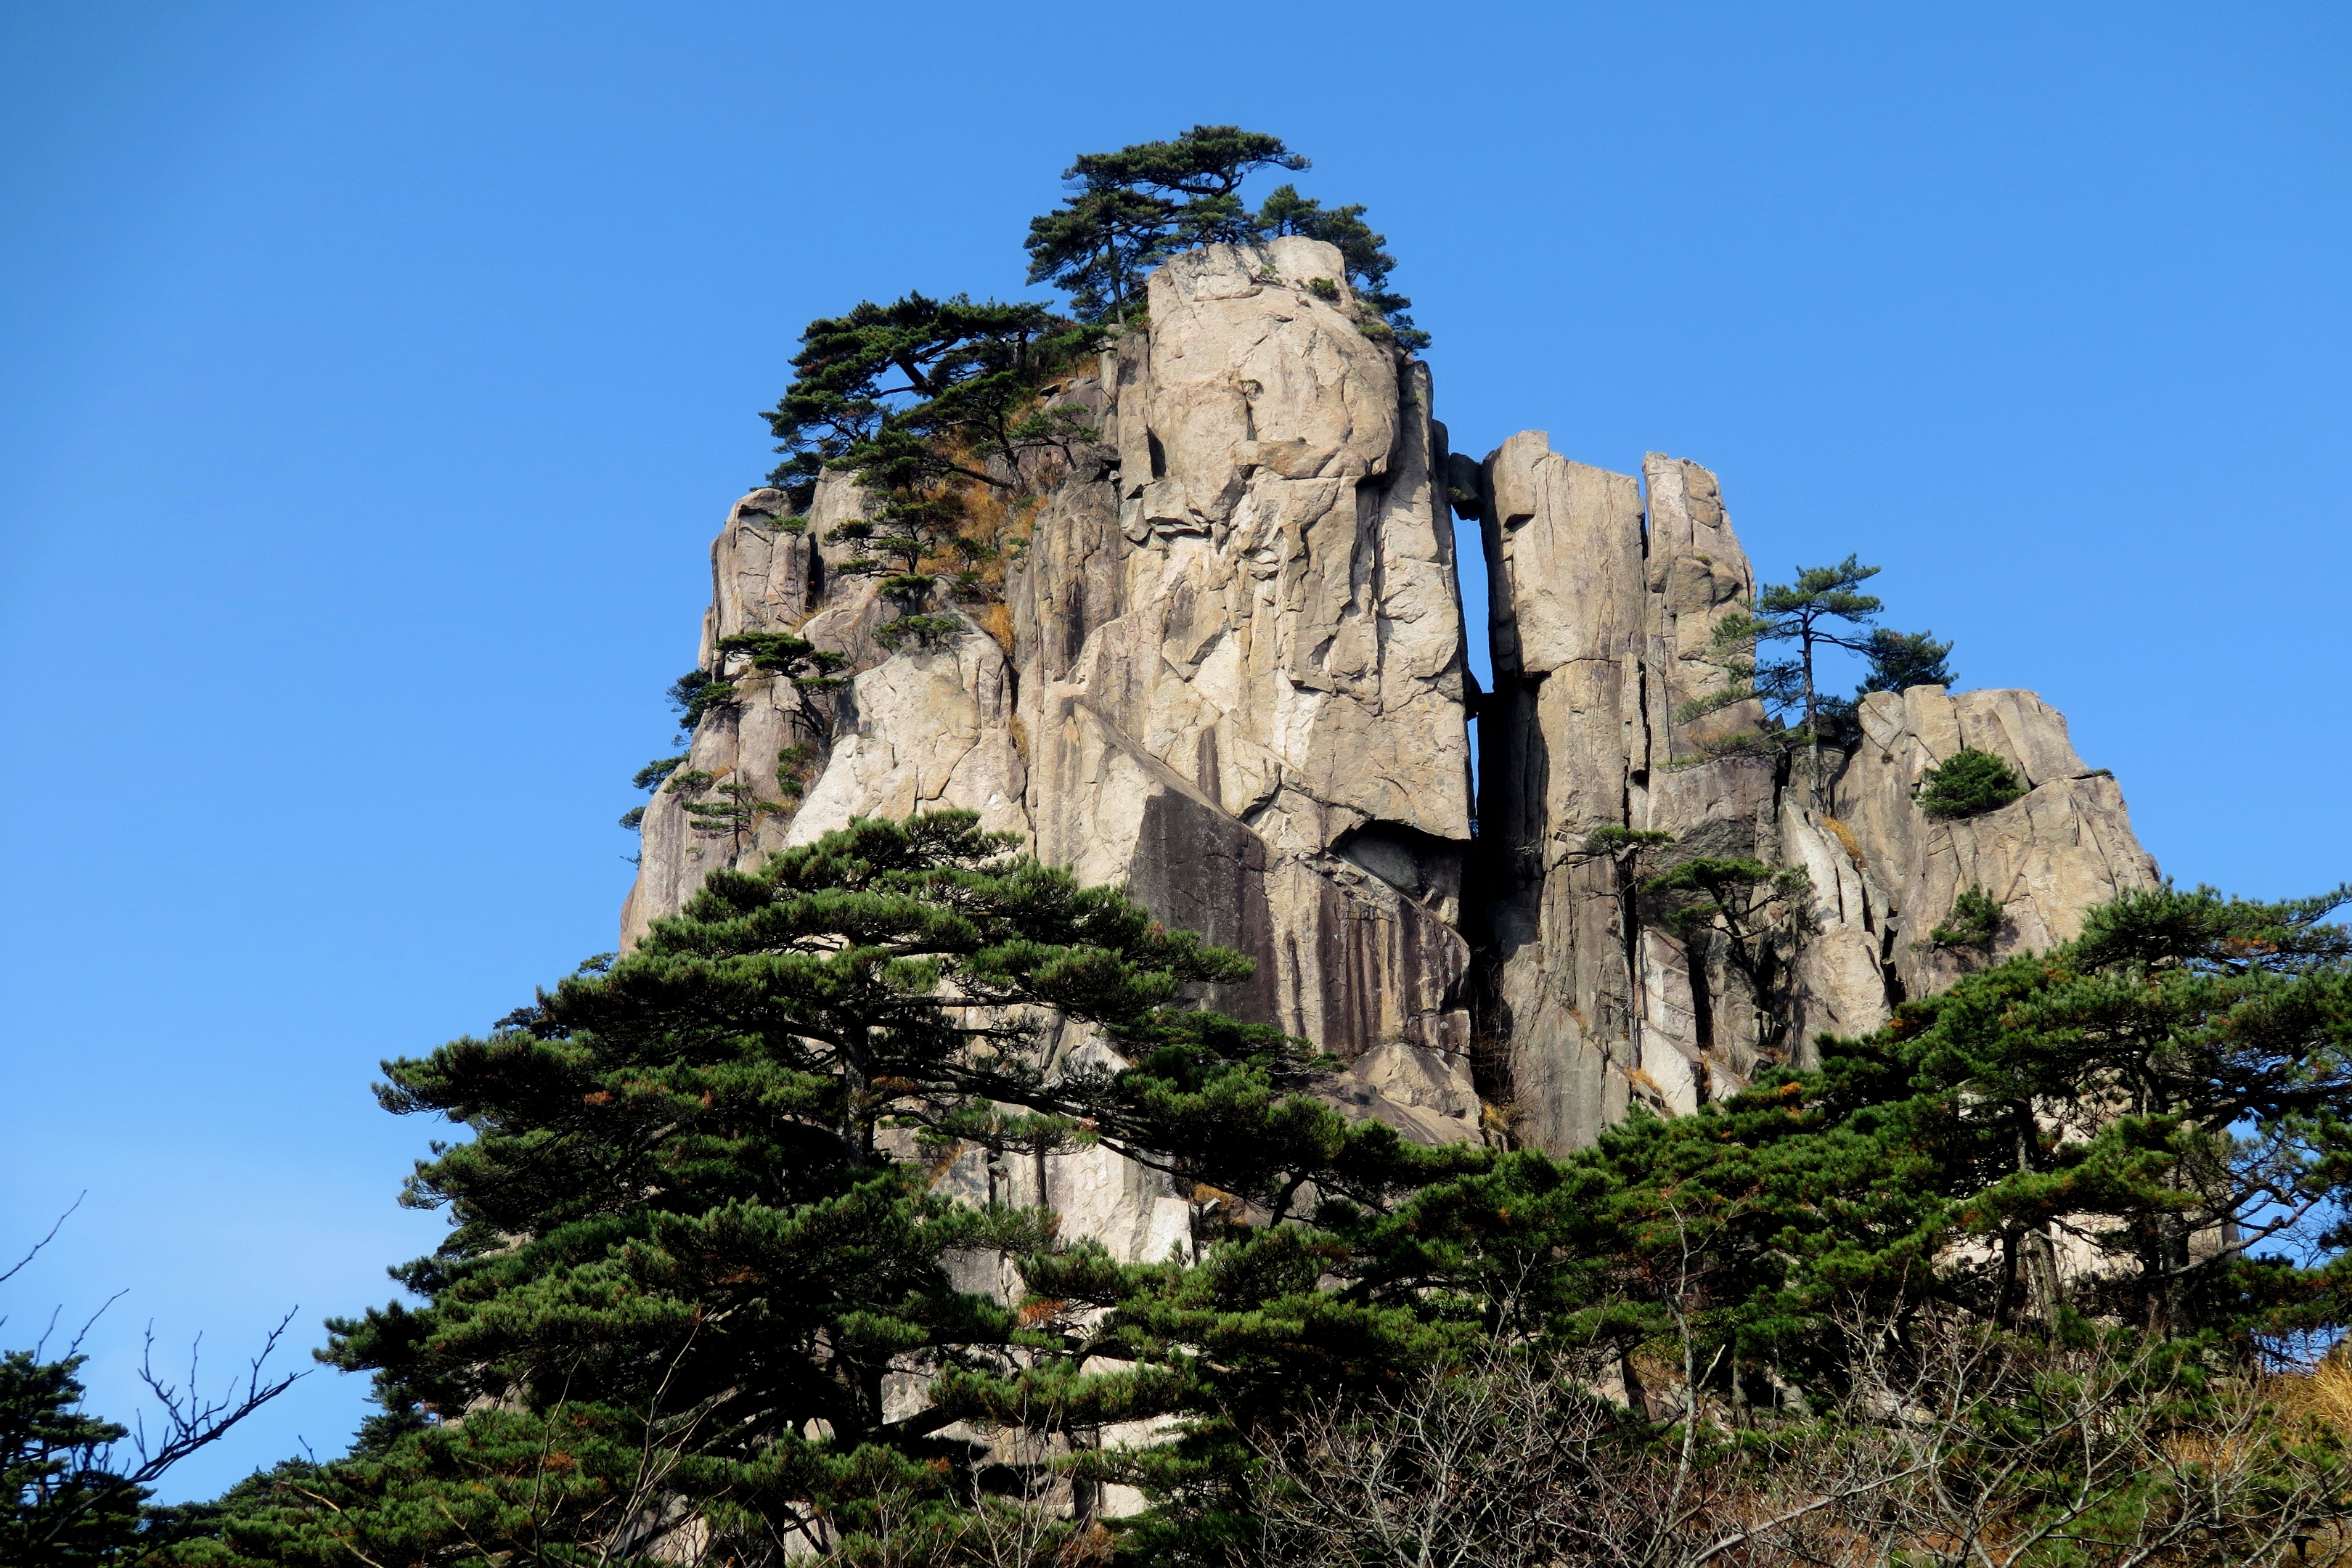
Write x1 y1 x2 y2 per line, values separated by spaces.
1014 237 1482 1140
623 489 823 947
1472 438 1794 1149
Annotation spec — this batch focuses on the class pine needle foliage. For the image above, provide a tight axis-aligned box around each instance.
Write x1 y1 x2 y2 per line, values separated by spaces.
197 813 1483 1567
1024 126 1426 347
759 294 1101 653
1858 626 1955 695
1929 884 2006 950
1916 747 2028 818
1023 126 1307 324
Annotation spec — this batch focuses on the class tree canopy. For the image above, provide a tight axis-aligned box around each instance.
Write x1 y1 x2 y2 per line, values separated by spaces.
184 813 1479 1566
1023 126 1426 348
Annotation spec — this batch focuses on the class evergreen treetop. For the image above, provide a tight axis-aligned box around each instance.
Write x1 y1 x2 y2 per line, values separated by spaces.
1859 626 1956 695
1023 126 1307 324
1024 126 1426 347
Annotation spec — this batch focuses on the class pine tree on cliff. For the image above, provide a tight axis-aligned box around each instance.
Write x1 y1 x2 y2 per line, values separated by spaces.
1024 126 1307 323
1702 554 1882 790
197 813 1479 1566
1858 626 1954 695
1024 126 1426 346
761 293 1099 648
1254 183 1428 350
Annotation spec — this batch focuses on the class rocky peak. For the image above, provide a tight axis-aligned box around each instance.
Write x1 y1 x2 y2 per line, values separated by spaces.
621 245 2158 1249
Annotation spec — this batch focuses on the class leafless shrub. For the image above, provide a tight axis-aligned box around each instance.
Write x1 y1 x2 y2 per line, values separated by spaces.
1248 1312 2352 1568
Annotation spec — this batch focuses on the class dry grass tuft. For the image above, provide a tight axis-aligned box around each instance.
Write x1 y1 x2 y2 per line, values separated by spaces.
977 602 1016 656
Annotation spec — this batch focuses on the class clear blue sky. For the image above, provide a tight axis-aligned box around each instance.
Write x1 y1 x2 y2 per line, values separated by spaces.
3 1 2345 1500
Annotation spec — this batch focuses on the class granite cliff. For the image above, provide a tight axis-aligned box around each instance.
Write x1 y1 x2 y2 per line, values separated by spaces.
622 237 2158 1257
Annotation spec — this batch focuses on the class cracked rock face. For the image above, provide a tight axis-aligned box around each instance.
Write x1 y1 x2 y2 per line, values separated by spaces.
1021 241 1477 1085
1829 686 2159 1004
619 245 2160 1209
1471 435 2160 1152
622 241 1484 1258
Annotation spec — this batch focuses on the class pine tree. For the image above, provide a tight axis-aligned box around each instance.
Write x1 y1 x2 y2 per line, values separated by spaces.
1 1353 147 1564
1699 555 1883 789
197 813 1479 1566
1858 626 1954 695
761 294 1099 649
1023 128 1425 348
1516 880 2352 1368
1253 184 1427 350
1024 126 1307 324
1639 857 1815 1059
1915 747 2027 818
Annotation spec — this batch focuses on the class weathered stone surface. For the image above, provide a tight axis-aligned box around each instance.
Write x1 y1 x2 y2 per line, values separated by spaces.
622 475 1024 949
1469 432 2161 1151
1471 436 1784 1149
624 491 830 950
1020 240 1475 1089
621 241 2157 1222
624 241 1484 1259
1829 685 2160 1002
784 621 1028 846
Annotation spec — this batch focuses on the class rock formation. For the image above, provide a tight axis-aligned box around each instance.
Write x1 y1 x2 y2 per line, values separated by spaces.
1467 438 2159 1151
621 237 2160 1249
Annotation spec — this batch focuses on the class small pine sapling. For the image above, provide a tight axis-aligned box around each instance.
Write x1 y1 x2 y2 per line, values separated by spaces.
1927 885 2005 950
1915 748 2025 819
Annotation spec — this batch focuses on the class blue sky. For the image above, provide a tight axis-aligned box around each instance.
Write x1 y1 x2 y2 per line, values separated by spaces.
2 0 2345 1500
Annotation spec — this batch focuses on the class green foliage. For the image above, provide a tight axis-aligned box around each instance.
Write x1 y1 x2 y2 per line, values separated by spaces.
1580 826 1675 858
1640 857 1813 1053
1023 126 1307 323
206 813 1482 1566
1023 127 1427 348
870 613 962 652
1929 883 2004 950
1701 555 1882 756
1859 625 1955 695
1916 746 2027 818
630 753 688 792
616 804 645 833
712 632 849 692
760 293 1096 615
184 863 2352 1559
762 293 1093 505
773 743 817 799
0 1304 298 1566
711 629 852 759
664 670 735 738
676 779 777 846
1590 880 2352 1357
1 1352 144 1564
1257 187 1426 348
